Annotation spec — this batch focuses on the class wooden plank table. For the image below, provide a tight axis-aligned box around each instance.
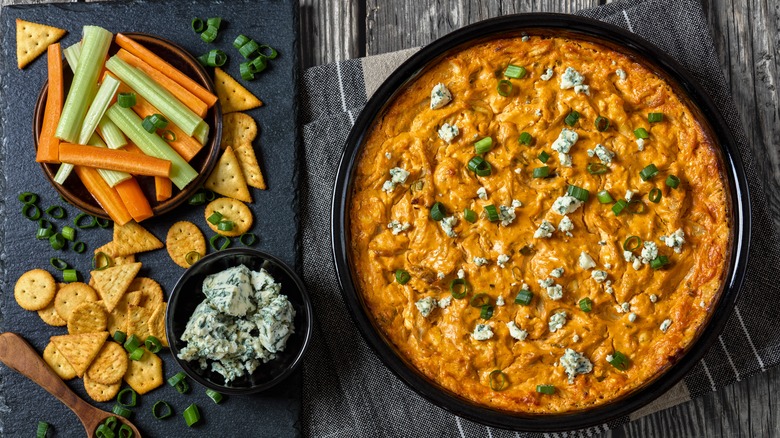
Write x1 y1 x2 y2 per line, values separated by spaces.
3 0 778 436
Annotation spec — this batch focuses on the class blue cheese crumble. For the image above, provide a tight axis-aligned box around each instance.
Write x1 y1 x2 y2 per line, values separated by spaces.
550 267 564 278
560 67 585 90
640 241 658 264
534 220 555 238
476 187 488 200
497 254 510 268
473 257 488 267
636 138 646 151
415 297 437 317
540 68 554 81
560 349 593 383
506 321 528 341
579 252 596 270
201 265 256 317
387 220 410 235
438 296 452 309
440 216 458 238
616 69 627 80
551 128 578 167
591 270 608 283
660 228 685 253
496 295 505 306
558 215 574 236
660 319 672 333
586 144 615 164
649 294 658 303
548 311 568 333
438 123 459 142
381 167 410 193
430 83 452 109
551 195 583 215
628 312 637 322
499 205 517 226
472 324 494 340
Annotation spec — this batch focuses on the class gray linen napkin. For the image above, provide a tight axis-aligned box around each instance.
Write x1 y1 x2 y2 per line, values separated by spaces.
299 0 780 436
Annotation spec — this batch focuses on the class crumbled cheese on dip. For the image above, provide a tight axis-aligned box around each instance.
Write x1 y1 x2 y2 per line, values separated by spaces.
548 311 568 332
636 138 646 151
387 220 410 235
640 241 658 264
438 123 459 142
497 254 510 268
534 220 555 238
649 294 658 303
551 128 578 167
440 216 458 238
496 295 505 306
415 297 437 317
591 270 608 283
178 265 295 383
476 187 488 200
558 216 574 236
560 349 593 383
438 296 452 309
381 167 410 193
560 67 585 90
616 69 627 80
540 68 554 81
579 252 597 270
550 267 564 278
499 205 517 226
473 257 488 266
586 144 615 164
430 83 452 109
472 324 494 340
660 319 673 333
660 228 685 253
507 321 528 341
551 195 583 215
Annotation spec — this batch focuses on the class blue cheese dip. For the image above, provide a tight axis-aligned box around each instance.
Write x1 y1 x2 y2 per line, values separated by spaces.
178 264 296 383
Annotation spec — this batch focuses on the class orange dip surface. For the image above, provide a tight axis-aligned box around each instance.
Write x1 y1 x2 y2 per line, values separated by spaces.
348 36 730 413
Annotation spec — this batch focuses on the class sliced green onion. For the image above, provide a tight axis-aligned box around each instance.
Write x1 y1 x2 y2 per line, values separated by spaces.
249 55 268 74
640 164 659 181
175 380 190 394
36 421 49 438
537 151 549 163
61 226 75 241
567 185 589 202
73 241 86 253
112 404 132 419
519 132 533 145
480 305 494 320
37 228 53 240
95 424 113 438
430 202 446 221
145 336 163 354
188 192 207 206
474 137 493 154
239 40 260 58
204 190 216 201
239 233 257 246
578 297 593 312
239 62 255 81
152 401 173 419
23 204 41 220
50 258 68 271
209 234 231 251
141 114 169 133
206 389 224 404
233 34 250 49
497 79 513 97
184 251 202 266
608 351 631 370
463 208 477 223
515 290 533 305
470 293 490 308
18 192 38 204
217 220 234 232
200 26 218 43
648 112 664 123
650 255 670 269
395 269 411 285
113 330 126 344
484 205 499 222
532 166 550 178
117 93 136 108
206 16 222 28
594 116 610 131
627 199 646 214
258 45 278 59
504 64 526 79
129 348 144 361
649 188 662 203
197 49 227 67
623 236 641 251
634 128 649 139
124 334 141 353
597 190 614 204
450 279 470 299
536 384 555 394
46 205 65 219
489 370 509 391
183 404 201 427
117 388 137 407
612 199 628 216
74 213 98 228
191 18 205 33
666 175 680 189
103 416 118 431
39 218 53 230
564 110 580 126
62 269 78 282
467 156 492 177
587 163 609 175
93 252 113 271
118 424 133 438
49 233 65 250
96 217 112 228
167 371 187 387
161 130 176 142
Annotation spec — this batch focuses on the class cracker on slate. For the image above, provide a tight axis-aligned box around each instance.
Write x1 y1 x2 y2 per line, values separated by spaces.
84 374 121 403
112 221 164 256
50 332 107 377
14 269 57 311
127 304 153 341
38 283 66 326
90 262 142 312
214 67 262 113
67 301 108 334
16 19 66 69
235 143 267 190
87 341 128 385
204 146 252 202
166 221 206 268
204 197 254 237
43 342 76 380
54 282 98 322
128 277 164 308
220 112 258 149
148 302 169 348
123 348 163 394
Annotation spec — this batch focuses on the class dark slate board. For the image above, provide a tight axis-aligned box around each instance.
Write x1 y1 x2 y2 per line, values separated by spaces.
0 1 302 436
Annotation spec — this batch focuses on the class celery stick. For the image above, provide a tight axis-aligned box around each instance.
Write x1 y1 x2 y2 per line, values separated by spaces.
53 163 74 185
88 134 132 187
78 74 120 144
97 116 128 149
105 56 209 142
106 104 197 190
55 26 113 143
63 41 81 73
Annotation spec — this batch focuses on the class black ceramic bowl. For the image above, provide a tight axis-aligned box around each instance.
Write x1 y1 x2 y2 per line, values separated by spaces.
331 14 751 432
166 248 313 395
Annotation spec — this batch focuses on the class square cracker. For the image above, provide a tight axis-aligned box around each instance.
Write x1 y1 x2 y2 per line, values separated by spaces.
16 19 66 69
123 348 163 394
204 146 252 202
220 112 257 150
90 262 142 312
234 143 267 190
50 332 107 377
112 222 164 256
214 67 262 114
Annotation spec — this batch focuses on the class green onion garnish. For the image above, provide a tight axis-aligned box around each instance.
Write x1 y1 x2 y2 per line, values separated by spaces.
74 212 98 228
612 199 628 216
249 55 268 74
578 297 593 312
504 64 526 79
634 128 649 139
650 255 670 269
395 269 411 285
474 137 493 154
567 185 589 202
430 202 446 221
206 389 224 404
233 34 251 49
627 199 646 214
467 156 492 176
519 132 533 145
62 269 78 283
36 228 53 240
141 114 168 133
200 17 221 43
112 404 132 419
103 416 118 431
239 233 257 246
93 252 113 271
450 279 470 299
129 348 144 361
537 151 549 163
184 251 202 266
113 330 127 344
145 336 163 354
608 351 630 370
209 234 231 251
117 388 137 407
197 49 227 67
239 40 260 59
46 205 65 219
204 190 216 201
497 79 513 97
480 305 494 320
587 163 608 175
515 290 533 305
183 404 201 427
484 205 499 222
49 233 65 250
463 208 477 223
161 130 176 142
61 226 75 241
536 384 555 394
191 18 205 33
648 112 664 123
594 116 610 131
532 166 550 178
175 381 190 395
188 192 207 206
19 192 38 204
649 188 662 203
469 293 490 308
73 241 86 254
258 45 278 59
596 190 614 204
207 211 223 226
23 204 42 220
217 220 234 231
117 92 136 108
623 236 641 251
124 335 141 353
639 164 659 181
97 217 112 229
39 218 53 230
152 401 173 419
167 372 187 388
36 421 49 438
489 370 509 391
118 424 133 438
666 175 680 189
95 423 112 438
49 258 68 271
564 110 580 126
239 62 255 81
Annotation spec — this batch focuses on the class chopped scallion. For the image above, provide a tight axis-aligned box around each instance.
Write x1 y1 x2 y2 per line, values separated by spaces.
46 205 65 219
489 370 509 391
587 163 608 175
578 297 593 312
515 289 533 305
191 18 205 33
217 220 234 231
23 204 42 220
152 401 173 419
18 192 39 204
639 164 659 181
623 236 641 251
112 404 132 419
634 127 649 139
519 132 533 145
117 388 137 407
627 199 646 214
532 166 550 178
197 49 227 67
430 202 445 221
467 156 491 176
666 175 680 189
62 226 75 241
596 190 614 204
36 421 49 438
566 185 589 202
649 188 662 203
536 384 555 394
480 305 494 320
594 116 610 131
496 79 513 97
395 269 411 285
239 233 257 246
612 199 628 216
113 330 127 344
650 255 670 269
484 205 499 222
537 151 549 163
62 269 78 283
206 389 224 404
209 234 231 251
73 241 86 253
648 112 664 123
167 372 187 387
608 351 631 370
50 258 68 271
450 279 470 299
124 335 141 353
145 336 162 354
74 213 97 228
504 64 526 79
117 93 136 108
183 404 201 427
49 233 65 250
463 208 477 223
128 348 144 361
564 110 580 126
474 137 493 154
469 293 490 308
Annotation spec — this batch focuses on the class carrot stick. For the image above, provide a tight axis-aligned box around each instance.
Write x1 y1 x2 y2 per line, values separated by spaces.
116 49 208 118
116 82 203 161
74 165 132 226
115 178 154 222
37 43 64 163
154 176 173 202
115 34 218 108
59 143 171 177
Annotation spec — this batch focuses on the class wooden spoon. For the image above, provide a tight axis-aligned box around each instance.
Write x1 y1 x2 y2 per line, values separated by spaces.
0 332 142 437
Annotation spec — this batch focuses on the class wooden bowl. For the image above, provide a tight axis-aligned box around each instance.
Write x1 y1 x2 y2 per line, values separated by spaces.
33 33 222 220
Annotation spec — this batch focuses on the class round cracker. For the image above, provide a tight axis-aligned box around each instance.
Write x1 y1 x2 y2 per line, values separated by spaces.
166 221 206 268
38 283 66 326
67 301 108 334
87 341 128 385
43 342 77 380
128 278 164 308
83 373 121 402
54 282 98 322
14 269 56 311
204 197 253 237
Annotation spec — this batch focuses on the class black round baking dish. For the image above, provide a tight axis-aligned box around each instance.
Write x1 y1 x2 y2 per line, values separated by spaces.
331 13 751 432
